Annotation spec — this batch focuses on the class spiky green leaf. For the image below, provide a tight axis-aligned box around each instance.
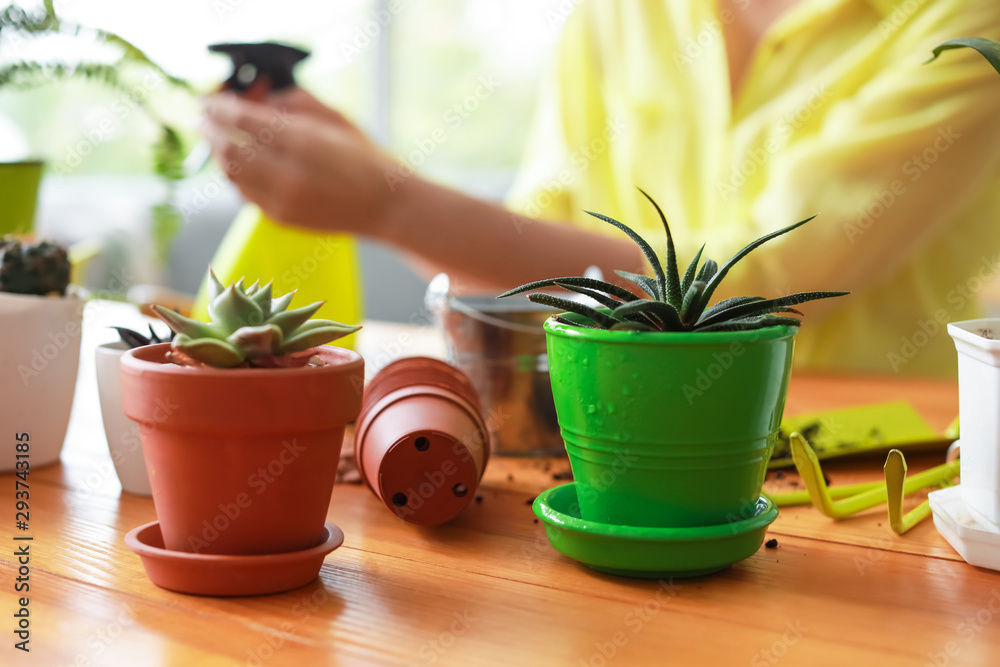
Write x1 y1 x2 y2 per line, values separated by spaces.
586 210 664 300
697 216 816 315
612 299 683 331
499 276 639 302
638 188 681 309
680 244 706 297
173 333 246 367
269 301 325 337
250 281 274 319
280 324 361 353
699 296 765 321
209 284 265 330
695 315 802 333
681 280 707 323
695 291 848 329
152 305 226 340
928 38 1000 76
527 293 620 329
696 258 718 283
271 290 296 314
207 268 226 301
615 270 659 300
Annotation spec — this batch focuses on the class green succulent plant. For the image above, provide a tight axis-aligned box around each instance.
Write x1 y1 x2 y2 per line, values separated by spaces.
152 270 360 368
0 237 70 296
499 190 848 332
928 38 1000 76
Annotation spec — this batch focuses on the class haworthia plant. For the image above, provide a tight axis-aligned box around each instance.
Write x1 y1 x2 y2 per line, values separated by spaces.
152 269 360 368
928 38 1000 76
498 190 848 332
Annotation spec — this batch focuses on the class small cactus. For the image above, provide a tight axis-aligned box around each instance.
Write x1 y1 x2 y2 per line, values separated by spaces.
0 237 71 296
152 269 360 368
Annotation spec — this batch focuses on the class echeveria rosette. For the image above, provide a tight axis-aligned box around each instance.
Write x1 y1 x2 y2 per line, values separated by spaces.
499 189 849 332
152 269 360 368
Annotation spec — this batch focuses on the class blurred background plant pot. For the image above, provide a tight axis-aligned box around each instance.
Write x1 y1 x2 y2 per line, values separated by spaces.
0 160 43 236
427 274 562 457
949 319 1000 524
544 314 796 528
355 357 489 525
95 341 152 495
0 291 82 471
120 343 364 555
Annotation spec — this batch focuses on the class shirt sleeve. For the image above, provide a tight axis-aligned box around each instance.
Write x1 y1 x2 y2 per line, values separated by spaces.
706 2 1000 300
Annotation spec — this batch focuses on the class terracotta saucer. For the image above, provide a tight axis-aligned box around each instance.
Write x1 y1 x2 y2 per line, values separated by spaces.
125 520 344 596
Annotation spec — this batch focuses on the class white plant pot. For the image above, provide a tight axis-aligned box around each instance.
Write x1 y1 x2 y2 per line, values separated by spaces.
948 318 1000 525
0 292 83 471
95 342 152 496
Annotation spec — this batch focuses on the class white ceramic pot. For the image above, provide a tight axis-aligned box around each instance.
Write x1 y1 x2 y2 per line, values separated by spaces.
95 341 152 495
0 292 84 471
948 318 1000 525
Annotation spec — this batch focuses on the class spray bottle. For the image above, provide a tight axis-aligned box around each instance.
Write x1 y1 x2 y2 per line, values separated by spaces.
192 42 361 347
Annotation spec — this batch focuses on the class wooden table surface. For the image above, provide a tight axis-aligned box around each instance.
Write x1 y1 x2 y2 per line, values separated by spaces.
3 303 998 666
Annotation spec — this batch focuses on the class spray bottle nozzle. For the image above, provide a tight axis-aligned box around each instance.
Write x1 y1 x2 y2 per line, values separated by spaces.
208 42 310 92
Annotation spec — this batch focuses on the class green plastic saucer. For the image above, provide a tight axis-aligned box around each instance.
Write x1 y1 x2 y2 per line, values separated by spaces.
533 483 778 579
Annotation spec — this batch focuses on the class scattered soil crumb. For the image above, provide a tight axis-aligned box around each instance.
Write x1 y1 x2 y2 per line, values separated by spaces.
775 471 785 480
765 538 778 549
823 474 831 486
475 496 483 503
507 474 514 482
533 519 539 524
552 470 573 481
525 497 535 505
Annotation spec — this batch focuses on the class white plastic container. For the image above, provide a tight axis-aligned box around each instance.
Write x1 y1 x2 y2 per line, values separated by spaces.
0 292 83 471
948 318 1000 525
95 341 152 495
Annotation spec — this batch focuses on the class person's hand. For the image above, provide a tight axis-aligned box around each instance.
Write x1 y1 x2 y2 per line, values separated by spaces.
200 88 400 235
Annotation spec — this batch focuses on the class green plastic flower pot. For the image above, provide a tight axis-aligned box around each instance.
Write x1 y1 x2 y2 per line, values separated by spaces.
544 313 795 528
0 161 44 236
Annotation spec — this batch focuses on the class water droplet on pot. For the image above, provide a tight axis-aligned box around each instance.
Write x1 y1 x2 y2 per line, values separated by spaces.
607 403 616 414
587 405 597 414
622 386 632 396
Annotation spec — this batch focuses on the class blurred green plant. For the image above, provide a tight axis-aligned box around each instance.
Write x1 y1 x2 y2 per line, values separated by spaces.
0 0 194 262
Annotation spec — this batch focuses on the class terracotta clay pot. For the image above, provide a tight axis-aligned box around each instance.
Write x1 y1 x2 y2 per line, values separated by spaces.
355 358 489 525
121 343 364 555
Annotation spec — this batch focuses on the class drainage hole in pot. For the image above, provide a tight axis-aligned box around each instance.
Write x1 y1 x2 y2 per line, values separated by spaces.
453 483 468 498
414 436 430 451
392 493 408 507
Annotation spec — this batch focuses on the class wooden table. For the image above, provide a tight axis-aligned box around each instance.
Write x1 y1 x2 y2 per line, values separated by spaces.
3 303 998 666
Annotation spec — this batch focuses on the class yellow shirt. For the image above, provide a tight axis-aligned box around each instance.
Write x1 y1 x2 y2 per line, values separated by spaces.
507 0 1000 377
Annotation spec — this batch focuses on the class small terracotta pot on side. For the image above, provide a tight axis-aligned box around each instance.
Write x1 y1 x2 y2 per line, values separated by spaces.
121 343 364 555
355 358 489 526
